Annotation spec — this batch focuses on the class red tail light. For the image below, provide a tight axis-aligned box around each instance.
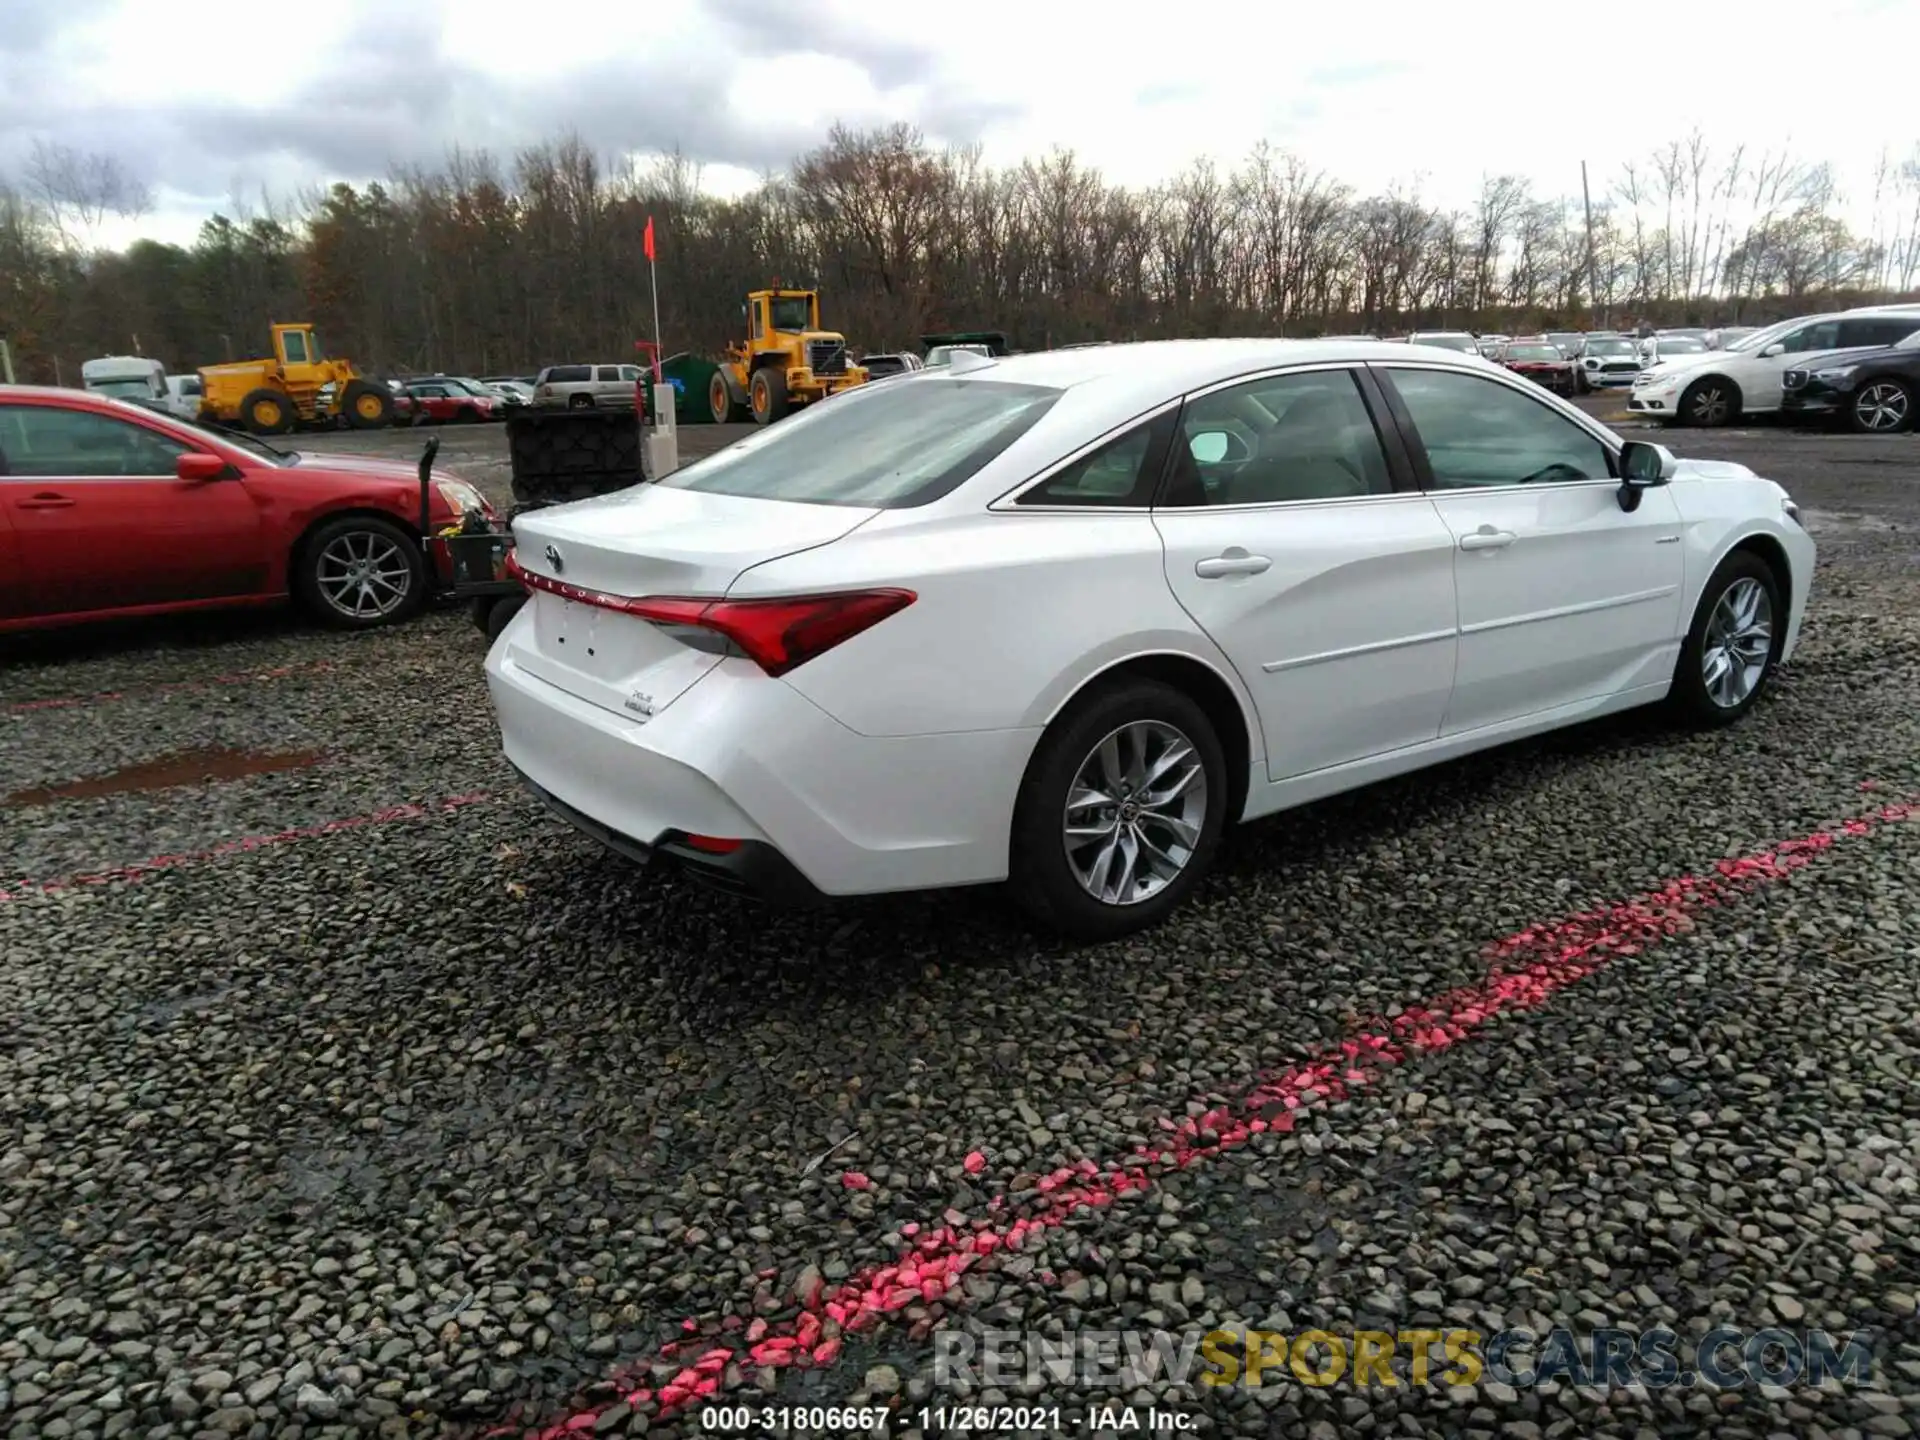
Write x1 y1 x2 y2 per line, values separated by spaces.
504 554 914 677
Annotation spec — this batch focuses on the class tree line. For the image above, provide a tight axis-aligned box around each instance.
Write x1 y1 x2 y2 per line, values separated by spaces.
3 126 1918 384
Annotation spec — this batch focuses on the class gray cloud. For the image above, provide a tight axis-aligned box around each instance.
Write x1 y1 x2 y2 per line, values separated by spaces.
0 0 982 223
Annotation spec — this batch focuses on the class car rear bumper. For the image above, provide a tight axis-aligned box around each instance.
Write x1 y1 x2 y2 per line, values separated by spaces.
486 620 1041 897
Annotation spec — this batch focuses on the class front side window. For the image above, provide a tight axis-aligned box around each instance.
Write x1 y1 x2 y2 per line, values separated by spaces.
0 405 191 478
1017 414 1172 508
1164 369 1393 507
769 297 811 331
1778 321 1841 355
656 377 1060 508
1383 368 1613 489
595 366 622 382
620 365 643 382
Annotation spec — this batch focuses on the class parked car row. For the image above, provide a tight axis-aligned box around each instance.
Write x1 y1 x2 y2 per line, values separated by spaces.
1630 304 1920 430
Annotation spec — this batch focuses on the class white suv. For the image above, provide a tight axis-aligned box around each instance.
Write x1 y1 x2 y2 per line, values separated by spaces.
1630 308 1920 427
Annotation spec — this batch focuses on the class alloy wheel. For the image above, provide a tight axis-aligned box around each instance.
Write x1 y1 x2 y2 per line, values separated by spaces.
1854 382 1909 433
1688 385 1731 426
1701 576 1774 710
316 530 414 621
1061 720 1208 905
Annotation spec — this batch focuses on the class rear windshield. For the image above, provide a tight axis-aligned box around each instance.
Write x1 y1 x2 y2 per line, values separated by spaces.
655 378 1061 508
544 365 590 383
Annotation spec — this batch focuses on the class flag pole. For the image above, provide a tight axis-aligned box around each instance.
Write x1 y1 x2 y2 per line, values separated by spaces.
646 215 663 385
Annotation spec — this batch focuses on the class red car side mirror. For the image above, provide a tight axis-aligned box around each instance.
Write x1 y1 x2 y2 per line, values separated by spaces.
177 452 230 481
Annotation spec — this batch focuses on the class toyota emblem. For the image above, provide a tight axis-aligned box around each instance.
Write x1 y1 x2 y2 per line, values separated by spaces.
543 543 564 574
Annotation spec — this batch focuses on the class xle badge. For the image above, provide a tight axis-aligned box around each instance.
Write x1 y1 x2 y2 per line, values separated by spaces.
625 692 656 719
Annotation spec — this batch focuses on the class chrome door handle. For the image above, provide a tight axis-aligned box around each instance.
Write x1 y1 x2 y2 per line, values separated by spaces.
1195 549 1272 579
1459 528 1516 551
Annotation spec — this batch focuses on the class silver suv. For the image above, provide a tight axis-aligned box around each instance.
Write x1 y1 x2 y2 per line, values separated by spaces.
531 363 643 409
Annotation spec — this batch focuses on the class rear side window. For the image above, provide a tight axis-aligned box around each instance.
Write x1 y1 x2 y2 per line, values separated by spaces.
1840 317 1919 348
655 378 1061 508
596 366 622 382
1018 412 1174 508
544 366 590 383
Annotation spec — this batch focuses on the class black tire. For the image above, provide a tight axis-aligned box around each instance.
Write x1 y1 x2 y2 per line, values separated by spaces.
293 514 428 631
458 404 483 423
1574 368 1591 395
749 367 790 425
1848 377 1913 434
1667 550 1782 728
1007 677 1229 941
239 387 296 436
340 379 395 430
709 371 746 424
568 393 594 410
1678 375 1740 428
482 593 525 641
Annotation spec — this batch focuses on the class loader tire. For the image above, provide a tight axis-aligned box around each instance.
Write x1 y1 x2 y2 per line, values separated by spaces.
340 379 394 430
709 371 745 424
240 388 296 436
749 367 790 425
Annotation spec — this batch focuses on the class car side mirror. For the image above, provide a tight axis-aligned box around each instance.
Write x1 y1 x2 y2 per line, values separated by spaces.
1616 440 1676 511
177 452 230 481
1188 430 1246 465
1760 343 1785 358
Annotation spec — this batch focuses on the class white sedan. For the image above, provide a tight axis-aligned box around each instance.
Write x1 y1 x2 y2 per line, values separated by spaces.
487 341 1813 938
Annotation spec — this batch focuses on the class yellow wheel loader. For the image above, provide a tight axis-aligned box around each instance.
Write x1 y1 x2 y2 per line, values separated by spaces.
707 288 868 426
197 324 395 436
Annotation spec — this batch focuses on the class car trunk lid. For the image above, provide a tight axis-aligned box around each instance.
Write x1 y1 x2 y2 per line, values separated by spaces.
504 486 878 718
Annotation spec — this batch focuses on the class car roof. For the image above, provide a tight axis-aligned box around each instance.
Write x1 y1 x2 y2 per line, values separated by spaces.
966 337 1499 396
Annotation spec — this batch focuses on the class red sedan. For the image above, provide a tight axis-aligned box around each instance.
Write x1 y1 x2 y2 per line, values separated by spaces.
1496 340 1579 396
0 386 494 633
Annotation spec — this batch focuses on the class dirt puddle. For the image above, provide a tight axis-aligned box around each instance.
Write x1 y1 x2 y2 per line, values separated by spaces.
5 746 328 808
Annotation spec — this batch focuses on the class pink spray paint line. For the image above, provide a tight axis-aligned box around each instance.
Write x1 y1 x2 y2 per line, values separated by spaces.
5 660 339 715
513 795 1917 1435
0 793 492 903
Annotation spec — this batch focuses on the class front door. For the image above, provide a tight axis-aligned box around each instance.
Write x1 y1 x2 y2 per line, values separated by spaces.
1152 365 1460 783
1373 364 1686 735
0 403 265 618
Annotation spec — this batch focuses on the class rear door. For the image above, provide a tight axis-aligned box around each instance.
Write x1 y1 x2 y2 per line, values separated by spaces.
1152 364 1460 783
0 402 265 617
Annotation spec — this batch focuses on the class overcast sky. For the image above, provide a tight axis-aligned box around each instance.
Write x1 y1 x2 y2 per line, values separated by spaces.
0 0 1906 249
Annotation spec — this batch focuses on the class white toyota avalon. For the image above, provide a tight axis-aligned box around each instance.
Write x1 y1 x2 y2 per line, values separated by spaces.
486 340 1812 939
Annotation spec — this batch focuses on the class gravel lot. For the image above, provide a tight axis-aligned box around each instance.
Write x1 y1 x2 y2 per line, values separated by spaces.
3 406 1918 1440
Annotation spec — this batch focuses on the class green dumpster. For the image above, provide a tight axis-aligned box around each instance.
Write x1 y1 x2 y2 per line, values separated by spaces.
660 352 720 424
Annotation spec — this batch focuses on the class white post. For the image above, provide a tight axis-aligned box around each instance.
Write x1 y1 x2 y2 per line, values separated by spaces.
643 250 678 477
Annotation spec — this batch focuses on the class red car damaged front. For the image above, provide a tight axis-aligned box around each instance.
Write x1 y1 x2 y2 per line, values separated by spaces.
1497 342 1578 395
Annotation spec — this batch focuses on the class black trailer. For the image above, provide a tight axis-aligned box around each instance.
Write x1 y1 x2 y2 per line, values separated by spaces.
417 408 648 641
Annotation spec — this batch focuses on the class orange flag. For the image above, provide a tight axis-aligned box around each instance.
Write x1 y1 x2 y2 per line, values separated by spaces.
643 215 656 262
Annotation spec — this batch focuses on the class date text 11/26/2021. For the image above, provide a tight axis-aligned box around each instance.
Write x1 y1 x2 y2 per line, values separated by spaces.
698 1403 1201 1433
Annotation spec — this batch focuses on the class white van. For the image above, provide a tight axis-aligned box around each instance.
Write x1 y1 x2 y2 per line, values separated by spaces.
164 373 204 423
80 356 168 407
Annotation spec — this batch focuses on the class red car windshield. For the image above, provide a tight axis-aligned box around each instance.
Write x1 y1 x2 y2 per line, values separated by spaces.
1506 345 1562 361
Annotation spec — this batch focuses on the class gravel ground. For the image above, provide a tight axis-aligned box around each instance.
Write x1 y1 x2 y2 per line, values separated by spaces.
2 413 1918 1440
